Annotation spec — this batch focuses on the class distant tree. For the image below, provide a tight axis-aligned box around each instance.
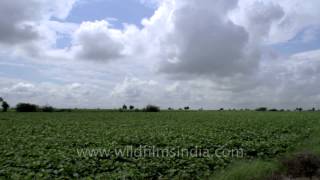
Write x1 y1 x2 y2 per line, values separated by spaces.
184 106 190 110
256 107 268 112
2 101 9 112
219 108 224 111
118 108 124 112
269 109 278 112
16 103 38 112
129 105 134 110
144 105 160 112
168 107 173 111
122 104 127 110
56 108 72 112
312 108 316 112
41 106 55 112
0 97 3 102
296 108 303 112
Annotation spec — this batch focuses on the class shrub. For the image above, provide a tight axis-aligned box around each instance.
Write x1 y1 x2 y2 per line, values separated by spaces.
144 105 160 112
56 109 72 112
122 104 127 110
281 152 320 178
256 107 268 112
184 106 190 110
269 109 278 112
16 103 38 112
1 101 9 112
41 106 55 112
129 105 135 110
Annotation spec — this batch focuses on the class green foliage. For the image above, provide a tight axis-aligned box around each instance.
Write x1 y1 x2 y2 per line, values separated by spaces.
41 106 55 112
213 160 279 180
0 111 319 179
256 107 268 111
269 109 278 112
1 101 9 112
144 105 160 112
16 103 38 112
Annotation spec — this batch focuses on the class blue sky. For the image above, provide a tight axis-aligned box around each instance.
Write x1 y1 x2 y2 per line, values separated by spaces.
56 0 320 56
272 27 320 55
67 0 155 27
56 0 155 48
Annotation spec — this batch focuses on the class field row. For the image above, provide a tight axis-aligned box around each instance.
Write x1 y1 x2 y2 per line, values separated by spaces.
0 111 318 179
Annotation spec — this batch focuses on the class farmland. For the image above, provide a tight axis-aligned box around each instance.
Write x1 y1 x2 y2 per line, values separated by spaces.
0 111 319 179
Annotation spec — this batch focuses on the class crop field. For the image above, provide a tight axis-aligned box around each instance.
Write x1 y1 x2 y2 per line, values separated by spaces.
0 111 319 179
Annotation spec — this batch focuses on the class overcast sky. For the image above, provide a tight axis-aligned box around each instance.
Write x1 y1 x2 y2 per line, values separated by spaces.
1 0 320 109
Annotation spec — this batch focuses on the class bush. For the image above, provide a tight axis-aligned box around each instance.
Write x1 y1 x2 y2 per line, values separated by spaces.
41 106 55 112
281 152 320 178
16 103 38 112
269 109 278 112
256 107 268 112
56 109 72 112
144 105 160 112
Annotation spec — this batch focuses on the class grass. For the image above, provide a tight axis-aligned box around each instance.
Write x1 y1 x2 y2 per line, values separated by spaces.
0 111 319 179
212 111 320 180
213 160 280 180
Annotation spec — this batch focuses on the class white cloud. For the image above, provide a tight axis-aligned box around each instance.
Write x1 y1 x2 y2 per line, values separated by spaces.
157 0 260 78
232 0 320 44
71 20 126 61
0 0 77 45
111 77 159 104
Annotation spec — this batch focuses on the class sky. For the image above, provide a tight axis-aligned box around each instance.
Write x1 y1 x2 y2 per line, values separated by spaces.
1 0 320 109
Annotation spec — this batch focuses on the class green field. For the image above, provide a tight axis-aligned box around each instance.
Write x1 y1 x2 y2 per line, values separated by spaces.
0 111 319 179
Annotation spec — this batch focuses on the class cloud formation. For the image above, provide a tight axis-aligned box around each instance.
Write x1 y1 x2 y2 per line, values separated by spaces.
71 21 125 61
158 0 258 78
0 0 76 45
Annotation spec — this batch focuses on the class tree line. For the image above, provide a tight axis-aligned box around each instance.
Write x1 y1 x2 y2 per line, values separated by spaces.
0 97 318 113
